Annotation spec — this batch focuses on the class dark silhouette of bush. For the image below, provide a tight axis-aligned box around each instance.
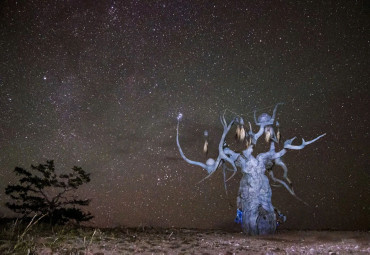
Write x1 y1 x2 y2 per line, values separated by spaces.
5 160 93 225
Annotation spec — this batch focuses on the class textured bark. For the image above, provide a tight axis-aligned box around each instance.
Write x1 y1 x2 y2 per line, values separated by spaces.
237 170 276 235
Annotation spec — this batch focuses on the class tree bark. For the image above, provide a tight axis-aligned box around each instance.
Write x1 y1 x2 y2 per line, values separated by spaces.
237 166 276 235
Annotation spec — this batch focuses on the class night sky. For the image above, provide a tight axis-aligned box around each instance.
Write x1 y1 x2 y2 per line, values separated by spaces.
0 1 369 231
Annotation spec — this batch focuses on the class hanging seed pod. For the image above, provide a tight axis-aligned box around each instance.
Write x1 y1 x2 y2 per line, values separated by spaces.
276 121 280 143
203 130 209 155
236 125 241 140
239 126 245 141
265 127 271 143
203 140 208 155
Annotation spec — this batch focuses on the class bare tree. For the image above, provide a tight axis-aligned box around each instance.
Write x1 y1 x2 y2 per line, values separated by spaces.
176 104 325 235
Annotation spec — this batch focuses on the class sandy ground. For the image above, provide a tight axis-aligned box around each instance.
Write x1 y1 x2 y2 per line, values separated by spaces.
32 228 369 255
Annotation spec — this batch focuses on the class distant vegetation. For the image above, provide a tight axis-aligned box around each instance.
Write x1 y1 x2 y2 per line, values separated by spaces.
4 160 93 225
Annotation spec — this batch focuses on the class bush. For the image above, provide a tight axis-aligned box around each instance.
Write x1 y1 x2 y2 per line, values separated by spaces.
5 160 93 225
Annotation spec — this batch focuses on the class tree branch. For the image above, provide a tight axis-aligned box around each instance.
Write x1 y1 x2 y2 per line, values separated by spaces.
284 133 326 150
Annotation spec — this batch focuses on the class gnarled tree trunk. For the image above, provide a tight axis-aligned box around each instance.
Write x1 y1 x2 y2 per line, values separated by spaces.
237 169 276 235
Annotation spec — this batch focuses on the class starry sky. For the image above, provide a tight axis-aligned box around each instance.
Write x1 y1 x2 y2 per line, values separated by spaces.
0 1 369 230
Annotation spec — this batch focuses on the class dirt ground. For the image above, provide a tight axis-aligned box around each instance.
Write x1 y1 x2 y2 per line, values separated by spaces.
30 228 369 255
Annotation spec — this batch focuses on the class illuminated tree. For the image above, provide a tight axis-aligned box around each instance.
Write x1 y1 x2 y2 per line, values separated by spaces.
176 104 325 235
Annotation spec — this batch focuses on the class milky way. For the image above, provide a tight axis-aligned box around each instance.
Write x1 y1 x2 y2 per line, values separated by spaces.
0 1 369 230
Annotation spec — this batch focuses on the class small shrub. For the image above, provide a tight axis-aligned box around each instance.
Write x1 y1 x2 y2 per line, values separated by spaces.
5 160 93 225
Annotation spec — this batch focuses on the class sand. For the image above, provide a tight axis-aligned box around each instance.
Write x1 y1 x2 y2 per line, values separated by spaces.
30 228 370 254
